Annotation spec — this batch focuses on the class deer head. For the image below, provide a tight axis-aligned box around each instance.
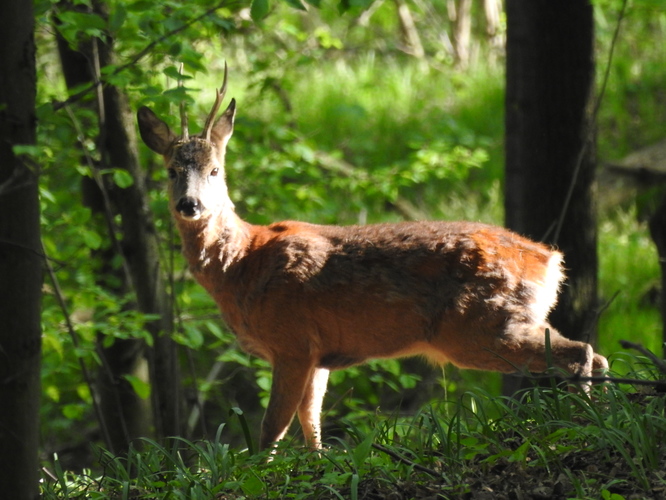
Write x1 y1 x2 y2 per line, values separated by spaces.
137 65 236 222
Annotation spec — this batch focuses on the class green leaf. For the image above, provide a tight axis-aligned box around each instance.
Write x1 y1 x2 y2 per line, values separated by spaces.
241 473 265 496
250 0 270 22
108 4 127 33
352 430 375 466
163 66 193 81
62 404 85 420
282 0 307 10
112 169 134 188
82 229 102 250
12 144 40 157
124 374 151 400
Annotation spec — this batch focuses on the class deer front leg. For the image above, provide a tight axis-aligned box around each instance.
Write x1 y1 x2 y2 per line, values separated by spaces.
298 367 330 449
260 359 316 451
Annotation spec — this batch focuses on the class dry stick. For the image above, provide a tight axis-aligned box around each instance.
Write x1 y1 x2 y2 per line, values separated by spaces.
41 240 115 454
52 0 234 112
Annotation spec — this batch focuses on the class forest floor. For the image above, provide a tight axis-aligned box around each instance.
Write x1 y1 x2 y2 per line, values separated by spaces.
333 392 666 500
342 453 666 500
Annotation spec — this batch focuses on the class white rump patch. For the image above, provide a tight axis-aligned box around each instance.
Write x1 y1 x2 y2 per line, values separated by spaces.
526 251 564 323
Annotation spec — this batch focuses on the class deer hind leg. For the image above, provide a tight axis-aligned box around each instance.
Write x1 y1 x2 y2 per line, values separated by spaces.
433 321 597 390
297 367 330 449
593 352 609 374
260 359 316 451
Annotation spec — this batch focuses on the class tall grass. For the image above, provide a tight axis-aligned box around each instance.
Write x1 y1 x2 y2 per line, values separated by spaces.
290 56 505 182
41 374 666 499
598 210 661 360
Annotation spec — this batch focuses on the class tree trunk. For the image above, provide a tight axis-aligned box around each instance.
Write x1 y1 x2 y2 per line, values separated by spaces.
449 0 473 67
503 0 597 394
483 0 504 56
53 0 183 445
0 0 42 497
55 26 152 455
98 72 182 439
93 0 182 440
394 0 425 58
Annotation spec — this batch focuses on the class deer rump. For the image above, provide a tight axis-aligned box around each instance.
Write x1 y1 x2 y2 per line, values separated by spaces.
210 219 563 374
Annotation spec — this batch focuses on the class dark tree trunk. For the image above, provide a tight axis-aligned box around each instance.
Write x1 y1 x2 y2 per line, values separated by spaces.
503 0 598 394
92 0 182 440
0 0 41 497
53 0 183 447
98 74 182 440
55 27 152 455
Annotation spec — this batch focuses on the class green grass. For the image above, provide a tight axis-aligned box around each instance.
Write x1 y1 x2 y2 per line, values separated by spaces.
598 209 662 362
289 56 505 181
41 371 666 499
38 3 666 491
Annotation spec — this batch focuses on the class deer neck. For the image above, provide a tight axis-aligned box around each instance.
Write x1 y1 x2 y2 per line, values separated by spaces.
176 207 250 274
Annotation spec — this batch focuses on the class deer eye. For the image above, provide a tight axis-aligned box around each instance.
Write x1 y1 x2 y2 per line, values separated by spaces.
210 168 219 177
167 168 177 179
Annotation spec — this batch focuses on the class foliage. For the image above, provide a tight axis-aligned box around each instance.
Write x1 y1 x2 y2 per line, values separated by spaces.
41 360 666 498
32 0 666 488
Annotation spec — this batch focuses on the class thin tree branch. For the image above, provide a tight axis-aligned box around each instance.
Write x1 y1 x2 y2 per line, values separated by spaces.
41 239 117 453
62 104 136 292
52 0 235 112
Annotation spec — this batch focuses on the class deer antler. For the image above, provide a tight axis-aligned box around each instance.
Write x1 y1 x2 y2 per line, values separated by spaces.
179 63 189 141
202 61 228 143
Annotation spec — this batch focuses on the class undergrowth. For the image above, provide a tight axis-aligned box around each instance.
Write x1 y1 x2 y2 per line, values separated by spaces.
42 358 666 500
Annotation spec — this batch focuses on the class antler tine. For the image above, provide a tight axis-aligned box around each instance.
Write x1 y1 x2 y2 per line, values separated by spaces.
179 63 189 140
203 61 228 142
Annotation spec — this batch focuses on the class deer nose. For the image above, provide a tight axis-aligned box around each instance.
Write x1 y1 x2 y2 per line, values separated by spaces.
176 197 203 219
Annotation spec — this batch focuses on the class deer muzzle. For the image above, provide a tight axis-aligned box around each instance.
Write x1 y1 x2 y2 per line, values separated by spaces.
175 196 204 220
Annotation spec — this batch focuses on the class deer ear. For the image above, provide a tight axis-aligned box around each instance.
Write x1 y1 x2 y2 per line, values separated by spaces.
137 106 176 155
210 98 236 151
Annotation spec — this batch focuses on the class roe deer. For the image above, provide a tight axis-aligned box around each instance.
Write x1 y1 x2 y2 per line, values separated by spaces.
137 68 608 451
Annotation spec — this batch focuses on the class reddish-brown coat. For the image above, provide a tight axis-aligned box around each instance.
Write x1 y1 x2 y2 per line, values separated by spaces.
137 88 608 452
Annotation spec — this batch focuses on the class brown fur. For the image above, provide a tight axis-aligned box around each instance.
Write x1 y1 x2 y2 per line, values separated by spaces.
137 90 608 451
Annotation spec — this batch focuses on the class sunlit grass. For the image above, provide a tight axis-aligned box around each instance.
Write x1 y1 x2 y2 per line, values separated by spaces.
598 209 662 361
290 56 504 174
41 376 666 499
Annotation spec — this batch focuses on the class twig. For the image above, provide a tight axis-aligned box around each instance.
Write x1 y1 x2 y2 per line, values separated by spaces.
52 0 235 112
520 372 666 392
371 443 441 477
